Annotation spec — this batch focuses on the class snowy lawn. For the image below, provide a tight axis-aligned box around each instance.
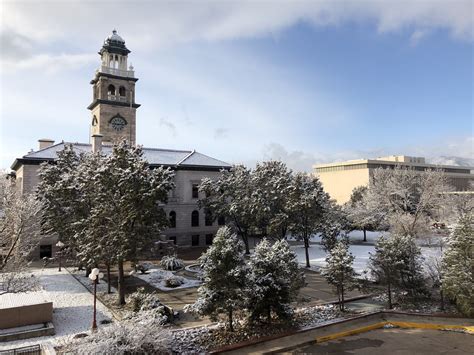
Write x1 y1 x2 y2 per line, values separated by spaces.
293 244 442 275
0 268 113 350
134 267 201 291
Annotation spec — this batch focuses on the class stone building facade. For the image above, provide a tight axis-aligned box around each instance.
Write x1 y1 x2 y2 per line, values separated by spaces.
10 31 231 259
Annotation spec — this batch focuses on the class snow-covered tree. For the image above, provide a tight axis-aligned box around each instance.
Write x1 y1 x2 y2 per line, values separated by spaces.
91 142 174 305
186 226 247 331
345 186 380 242
318 202 350 252
252 161 293 240
287 173 328 267
442 216 473 316
0 173 42 293
366 166 451 237
321 241 357 311
369 234 425 309
247 239 305 322
37 145 84 258
38 142 174 305
199 165 255 254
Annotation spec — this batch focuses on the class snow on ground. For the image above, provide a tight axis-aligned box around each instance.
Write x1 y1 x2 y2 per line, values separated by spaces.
293 243 443 275
0 268 113 350
135 267 201 291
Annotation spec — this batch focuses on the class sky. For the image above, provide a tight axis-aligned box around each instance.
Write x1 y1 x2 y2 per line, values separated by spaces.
1 0 473 171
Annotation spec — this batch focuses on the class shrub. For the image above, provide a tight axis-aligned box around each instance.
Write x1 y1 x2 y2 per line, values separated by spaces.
165 276 185 288
135 262 153 274
127 287 172 324
160 255 184 271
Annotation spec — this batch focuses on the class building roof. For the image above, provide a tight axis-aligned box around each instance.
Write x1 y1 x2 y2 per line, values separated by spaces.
11 142 232 171
313 157 473 174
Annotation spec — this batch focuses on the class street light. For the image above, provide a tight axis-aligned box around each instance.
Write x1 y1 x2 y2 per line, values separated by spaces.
88 268 104 331
56 241 65 272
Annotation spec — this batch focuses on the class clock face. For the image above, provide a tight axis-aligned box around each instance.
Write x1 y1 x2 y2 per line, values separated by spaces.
110 116 127 131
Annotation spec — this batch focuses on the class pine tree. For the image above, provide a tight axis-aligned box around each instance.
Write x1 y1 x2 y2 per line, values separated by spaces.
187 226 247 331
369 234 425 309
199 165 255 254
442 216 473 317
247 239 305 322
287 173 328 267
321 241 357 311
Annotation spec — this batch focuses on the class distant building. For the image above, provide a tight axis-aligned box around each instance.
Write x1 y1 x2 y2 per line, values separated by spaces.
313 155 474 204
10 30 231 259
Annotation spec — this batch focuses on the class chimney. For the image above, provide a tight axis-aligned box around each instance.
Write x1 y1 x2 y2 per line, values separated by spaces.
91 134 103 153
38 139 55 150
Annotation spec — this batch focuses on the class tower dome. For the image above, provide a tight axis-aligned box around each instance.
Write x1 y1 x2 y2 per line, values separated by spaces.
100 29 130 56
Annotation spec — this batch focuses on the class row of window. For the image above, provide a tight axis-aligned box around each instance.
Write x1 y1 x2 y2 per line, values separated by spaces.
107 84 126 97
168 210 225 228
168 234 214 246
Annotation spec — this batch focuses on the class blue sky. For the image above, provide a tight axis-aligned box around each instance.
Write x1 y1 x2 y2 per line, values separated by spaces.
1 0 473 171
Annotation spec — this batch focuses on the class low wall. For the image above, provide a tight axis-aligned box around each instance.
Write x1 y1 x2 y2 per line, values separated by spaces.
213 312 474 354
0 302 53 329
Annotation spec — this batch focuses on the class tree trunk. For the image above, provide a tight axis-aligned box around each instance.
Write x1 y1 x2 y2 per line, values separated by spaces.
242 234 250 255
228 308 234 332
117 259 126 305
387 280 393 309
363 228 367 242
341 285 345 312
267 306 272 323
106 263 112 294
304 237 310 268
440 288 445 311
85 267 91 278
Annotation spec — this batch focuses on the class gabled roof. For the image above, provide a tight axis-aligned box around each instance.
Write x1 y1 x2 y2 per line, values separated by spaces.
11 142 232 171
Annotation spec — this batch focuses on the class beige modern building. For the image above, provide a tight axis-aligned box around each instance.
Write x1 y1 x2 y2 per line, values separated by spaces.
10 31 231 258
314 155 474 205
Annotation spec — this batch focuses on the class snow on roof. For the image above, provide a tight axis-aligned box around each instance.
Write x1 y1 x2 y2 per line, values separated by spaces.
19 142 231 168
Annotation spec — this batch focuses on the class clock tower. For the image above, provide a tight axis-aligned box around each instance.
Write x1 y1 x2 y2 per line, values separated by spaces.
88 30 140 146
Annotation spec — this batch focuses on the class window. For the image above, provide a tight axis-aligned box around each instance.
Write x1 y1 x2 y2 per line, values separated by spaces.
107 84 116 96
91 116 98 126
119 86 126 97
192 184 199 199
205 234 213 246
40 245 52 259
192 235 200 246
169 236 176 245
169 211 176 228
191 210 199 227
205 209 213 226
218 215 225 226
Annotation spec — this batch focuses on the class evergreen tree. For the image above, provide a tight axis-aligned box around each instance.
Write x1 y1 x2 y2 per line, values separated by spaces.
199 165 255 254
369 234 425 309
287 173 328 267
442 216 473 317
321 241 357 311
318 202 350 252
187 226 247 331
247 239 305 322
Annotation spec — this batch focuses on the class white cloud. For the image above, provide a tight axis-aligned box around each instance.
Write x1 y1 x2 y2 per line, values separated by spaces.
2 0 472 55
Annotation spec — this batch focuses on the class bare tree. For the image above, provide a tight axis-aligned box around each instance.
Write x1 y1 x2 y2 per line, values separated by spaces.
0 173 42 293
366 166 451 238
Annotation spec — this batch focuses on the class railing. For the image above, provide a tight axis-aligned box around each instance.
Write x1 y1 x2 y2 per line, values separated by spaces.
0 344 41 355
107 95 128 102
98 66 135 78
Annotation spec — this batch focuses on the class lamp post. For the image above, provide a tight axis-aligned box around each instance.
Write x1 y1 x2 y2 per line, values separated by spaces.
56 241 65 272
88 268 104 331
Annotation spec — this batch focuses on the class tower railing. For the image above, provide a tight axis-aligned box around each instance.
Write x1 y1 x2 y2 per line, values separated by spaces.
98 66 135 78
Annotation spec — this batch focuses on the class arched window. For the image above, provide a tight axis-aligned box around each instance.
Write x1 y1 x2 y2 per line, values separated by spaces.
119 86 126 97
169 211 176 228
91 116 98 126
191 210 199 227
107 84 115 96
